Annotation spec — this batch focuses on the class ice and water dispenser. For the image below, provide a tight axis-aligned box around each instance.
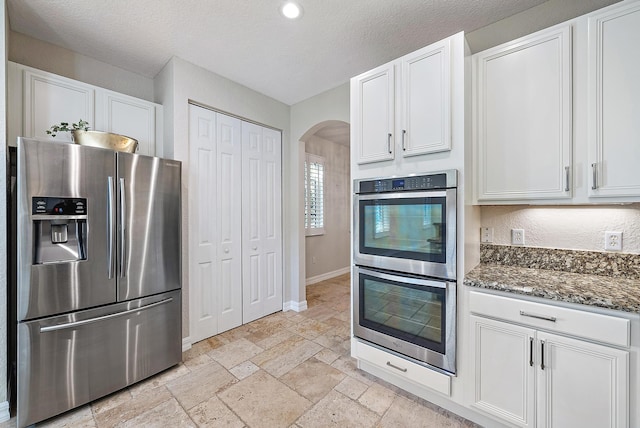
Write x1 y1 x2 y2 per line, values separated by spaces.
32 197 88 264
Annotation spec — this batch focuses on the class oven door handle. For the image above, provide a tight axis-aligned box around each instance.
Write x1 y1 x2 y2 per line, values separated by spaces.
356 266 452 289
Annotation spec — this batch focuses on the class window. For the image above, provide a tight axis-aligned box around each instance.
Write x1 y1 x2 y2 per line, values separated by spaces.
305 153 325 235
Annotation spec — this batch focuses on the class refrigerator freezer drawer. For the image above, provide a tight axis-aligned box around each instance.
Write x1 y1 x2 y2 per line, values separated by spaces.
17 290 182 428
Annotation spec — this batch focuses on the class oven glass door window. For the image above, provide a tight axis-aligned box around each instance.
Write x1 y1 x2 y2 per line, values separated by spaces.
359 272 446 353
360 196 446 263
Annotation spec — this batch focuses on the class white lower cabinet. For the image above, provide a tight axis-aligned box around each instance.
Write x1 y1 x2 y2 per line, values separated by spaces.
470 294 629 428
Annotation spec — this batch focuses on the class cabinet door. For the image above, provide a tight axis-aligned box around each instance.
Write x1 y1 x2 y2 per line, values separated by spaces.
588 2 640 198
100 90 158 156
470 315 536 427
351 62 395 164
23 69 95 141
475 26 572 201
401 38 451 156
537 331 628 428
242 122 283 323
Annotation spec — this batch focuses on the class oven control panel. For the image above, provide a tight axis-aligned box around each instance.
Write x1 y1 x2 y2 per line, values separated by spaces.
357 172 452 193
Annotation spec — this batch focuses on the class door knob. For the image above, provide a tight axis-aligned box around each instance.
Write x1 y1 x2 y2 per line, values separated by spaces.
224 248 229 253
253 246 258 251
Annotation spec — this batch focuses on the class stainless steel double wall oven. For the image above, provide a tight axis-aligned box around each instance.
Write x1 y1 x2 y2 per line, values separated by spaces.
353 170 457 374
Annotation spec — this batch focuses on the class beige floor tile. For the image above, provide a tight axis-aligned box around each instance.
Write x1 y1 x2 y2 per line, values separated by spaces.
93 386 173 427
204 335 230 350
251 336 322 378
279 357 346 402
299 305 339 322
91 389 133 415
252 328 298 350
331 356 375 385
188 395 245 428
121 398 195 428
166 361 236 410
295 390 379 428
313 348 341 365
357 383 397 415
36 405 95 428
218 370 312 428
229 360 260 380
182 340 214 362
208 338 264 369
334 376 368 400
287 318 331 340
128 364 191 397
183 352 214 371
378 395 464 428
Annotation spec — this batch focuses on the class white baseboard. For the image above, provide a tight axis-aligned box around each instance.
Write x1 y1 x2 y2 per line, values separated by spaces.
182 337 192 352
0 401 9 422
283 300 308 312
305 266 350 286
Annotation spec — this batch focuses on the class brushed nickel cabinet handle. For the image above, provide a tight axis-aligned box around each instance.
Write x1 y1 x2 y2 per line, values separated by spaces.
520 311 557 322
592 163 598 190
387 133 392 154
386 361 407 373
564 166 570 192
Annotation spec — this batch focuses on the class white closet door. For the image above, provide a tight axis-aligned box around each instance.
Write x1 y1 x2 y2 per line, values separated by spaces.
216 113 243 332
189 104 218 342
242 122 283 323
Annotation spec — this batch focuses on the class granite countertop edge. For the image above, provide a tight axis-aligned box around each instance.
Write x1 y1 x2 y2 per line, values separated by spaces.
463 263 640 313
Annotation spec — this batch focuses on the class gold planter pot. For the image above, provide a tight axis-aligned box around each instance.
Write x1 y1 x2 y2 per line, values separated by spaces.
72 130 138 153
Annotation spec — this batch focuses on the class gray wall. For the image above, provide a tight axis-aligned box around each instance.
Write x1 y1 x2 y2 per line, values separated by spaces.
8 30 154 101
304 136 350 280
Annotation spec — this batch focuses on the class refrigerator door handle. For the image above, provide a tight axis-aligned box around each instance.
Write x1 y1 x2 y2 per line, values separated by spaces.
39 298 174 333
107 176 115 279
119 177 127 278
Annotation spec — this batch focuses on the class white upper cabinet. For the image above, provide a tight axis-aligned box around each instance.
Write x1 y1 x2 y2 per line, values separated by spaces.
352 36 452 165
474 25 572 201
22 68 95 142
401 38 451 156
98 90 161 156
587 1 640 198
8 62 162 156
352 62 395 164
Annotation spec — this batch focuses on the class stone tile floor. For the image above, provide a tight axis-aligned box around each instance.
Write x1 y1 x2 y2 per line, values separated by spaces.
3 274 479 427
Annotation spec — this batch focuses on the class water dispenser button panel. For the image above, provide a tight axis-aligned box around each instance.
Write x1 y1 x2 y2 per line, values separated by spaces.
32 197 87 215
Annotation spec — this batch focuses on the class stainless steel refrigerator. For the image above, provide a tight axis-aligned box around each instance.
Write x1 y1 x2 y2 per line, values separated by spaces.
9 137 182 427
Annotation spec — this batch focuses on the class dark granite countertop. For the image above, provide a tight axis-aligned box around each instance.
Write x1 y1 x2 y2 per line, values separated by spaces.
464 244 640 313
464 263 640 313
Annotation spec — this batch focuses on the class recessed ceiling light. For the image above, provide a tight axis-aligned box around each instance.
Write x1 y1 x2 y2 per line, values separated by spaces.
281 2 303 19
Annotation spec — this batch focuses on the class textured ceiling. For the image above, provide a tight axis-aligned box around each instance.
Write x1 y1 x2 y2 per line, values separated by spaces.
7 0 555 105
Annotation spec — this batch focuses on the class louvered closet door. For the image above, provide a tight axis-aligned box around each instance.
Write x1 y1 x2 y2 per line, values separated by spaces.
189 105 243 342
242 122 283 323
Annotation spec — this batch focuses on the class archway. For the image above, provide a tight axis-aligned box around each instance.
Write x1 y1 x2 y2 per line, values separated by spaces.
298 120 350 300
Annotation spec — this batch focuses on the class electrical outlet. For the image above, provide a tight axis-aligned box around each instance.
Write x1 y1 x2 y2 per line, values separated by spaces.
511 229 525 245
604 231 623 251
480 227 494 243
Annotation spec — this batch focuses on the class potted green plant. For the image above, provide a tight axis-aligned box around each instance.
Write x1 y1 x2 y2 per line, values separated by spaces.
46 119 90 137
46 120 138 153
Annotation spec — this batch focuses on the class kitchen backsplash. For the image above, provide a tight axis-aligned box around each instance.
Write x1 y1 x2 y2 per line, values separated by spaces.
480 244 640 279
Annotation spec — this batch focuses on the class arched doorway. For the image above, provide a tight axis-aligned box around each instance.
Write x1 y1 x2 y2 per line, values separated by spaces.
298 120 350 294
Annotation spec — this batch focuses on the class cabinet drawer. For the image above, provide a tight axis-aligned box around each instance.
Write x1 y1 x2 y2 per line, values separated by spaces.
469 291 630 347
353 339 451 396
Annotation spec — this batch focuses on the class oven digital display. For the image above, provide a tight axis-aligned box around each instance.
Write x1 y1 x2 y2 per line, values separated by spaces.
392 179 405 189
